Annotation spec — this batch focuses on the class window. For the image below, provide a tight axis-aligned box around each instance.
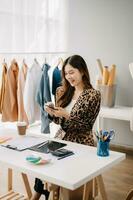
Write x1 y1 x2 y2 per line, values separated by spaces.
0 0 68 52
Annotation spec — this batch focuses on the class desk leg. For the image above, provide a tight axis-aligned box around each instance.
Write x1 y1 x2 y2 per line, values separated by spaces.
93 178 98 198
59 183 94 200
47 184 60 200
8 168 12 191
82 180 93 200
59 187 70 200
21 173 32 199
59 186 84 200
96 175 108 200
49 189 60 200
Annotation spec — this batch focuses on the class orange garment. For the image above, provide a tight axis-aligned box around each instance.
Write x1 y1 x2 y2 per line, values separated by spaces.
17 63 28 123
0 62 8 113
2 60 19 121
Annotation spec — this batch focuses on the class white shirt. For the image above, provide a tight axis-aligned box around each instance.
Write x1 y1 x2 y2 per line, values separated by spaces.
50 99 76 138
65 99 76 113
48 65 55 103
23 62 42 124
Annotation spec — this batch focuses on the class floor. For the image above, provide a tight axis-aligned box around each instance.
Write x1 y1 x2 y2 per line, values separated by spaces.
101 154 133 200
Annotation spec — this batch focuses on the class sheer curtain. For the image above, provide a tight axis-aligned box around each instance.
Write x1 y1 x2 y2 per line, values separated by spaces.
0 0 68 52
0 0 68 89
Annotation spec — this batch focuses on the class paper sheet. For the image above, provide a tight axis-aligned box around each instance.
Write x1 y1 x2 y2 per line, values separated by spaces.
2 136 46 151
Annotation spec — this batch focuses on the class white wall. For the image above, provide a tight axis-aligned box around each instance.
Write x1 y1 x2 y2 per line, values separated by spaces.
67 0 133 147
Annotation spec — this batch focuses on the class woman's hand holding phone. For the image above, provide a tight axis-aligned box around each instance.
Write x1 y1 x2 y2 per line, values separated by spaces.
44 102 69 119
44 102 56 116
46 103 56 109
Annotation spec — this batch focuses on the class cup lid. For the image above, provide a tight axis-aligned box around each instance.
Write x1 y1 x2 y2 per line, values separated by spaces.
17 121 27 126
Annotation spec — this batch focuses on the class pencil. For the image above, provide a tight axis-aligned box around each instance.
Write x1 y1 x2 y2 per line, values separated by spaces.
57 152 74 160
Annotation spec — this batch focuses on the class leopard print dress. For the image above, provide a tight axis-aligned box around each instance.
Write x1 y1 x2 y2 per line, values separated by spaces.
52 87 101 146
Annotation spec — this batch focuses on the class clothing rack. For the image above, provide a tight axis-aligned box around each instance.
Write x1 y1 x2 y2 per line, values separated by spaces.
0 51 67 55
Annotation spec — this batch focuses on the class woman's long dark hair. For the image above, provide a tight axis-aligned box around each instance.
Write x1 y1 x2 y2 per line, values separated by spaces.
57 55 92 107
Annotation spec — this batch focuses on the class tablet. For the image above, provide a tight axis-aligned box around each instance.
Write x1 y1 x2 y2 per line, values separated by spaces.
29 140 67 154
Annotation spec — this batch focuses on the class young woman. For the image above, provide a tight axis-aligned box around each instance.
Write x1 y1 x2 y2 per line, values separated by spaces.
31 55 101 200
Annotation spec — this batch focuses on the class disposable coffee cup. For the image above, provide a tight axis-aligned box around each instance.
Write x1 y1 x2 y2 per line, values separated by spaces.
17 122 27 135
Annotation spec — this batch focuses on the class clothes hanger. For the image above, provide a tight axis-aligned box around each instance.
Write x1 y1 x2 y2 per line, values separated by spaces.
57 57 63 65
23 58 26 65
2 58 7 67
44 57 47 64
11 58 17 65
57 57 63 70
34 58 38 64
3 58 6 64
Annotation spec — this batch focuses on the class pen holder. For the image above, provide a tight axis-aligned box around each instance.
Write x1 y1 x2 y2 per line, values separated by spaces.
97 140 109 157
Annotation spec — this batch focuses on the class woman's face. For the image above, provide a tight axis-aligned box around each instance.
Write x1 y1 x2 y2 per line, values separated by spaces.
64 64 83 87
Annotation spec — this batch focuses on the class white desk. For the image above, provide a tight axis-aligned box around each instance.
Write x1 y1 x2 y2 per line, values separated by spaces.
0 134 125 200
98 106 133 130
